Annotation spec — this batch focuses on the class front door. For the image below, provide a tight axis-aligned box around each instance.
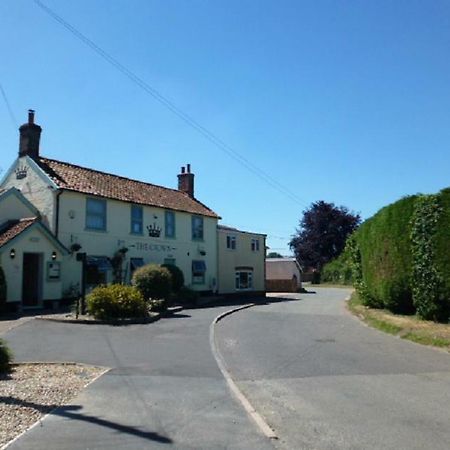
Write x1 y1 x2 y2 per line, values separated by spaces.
22 253 42 307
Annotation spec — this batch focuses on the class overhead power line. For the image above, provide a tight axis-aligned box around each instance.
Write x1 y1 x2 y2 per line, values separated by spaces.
33 0 308 207
0 83 18 130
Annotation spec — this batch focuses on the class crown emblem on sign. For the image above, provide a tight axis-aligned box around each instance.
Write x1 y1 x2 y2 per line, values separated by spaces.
147 223 162 238
15 165 28 180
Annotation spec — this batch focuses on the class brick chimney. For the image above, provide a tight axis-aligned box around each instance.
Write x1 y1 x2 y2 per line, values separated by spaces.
178 164 194 198
19 109 42 159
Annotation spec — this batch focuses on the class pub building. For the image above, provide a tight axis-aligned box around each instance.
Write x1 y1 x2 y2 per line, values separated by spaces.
0 111 265 311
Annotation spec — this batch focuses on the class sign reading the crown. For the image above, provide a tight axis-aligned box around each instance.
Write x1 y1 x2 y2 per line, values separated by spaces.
147 222 162 238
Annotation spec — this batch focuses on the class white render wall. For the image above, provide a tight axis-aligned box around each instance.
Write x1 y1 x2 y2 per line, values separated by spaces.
0 191 37 223
0 227 63 304
1 157 56 229
217 228 265 294
57 191 218 292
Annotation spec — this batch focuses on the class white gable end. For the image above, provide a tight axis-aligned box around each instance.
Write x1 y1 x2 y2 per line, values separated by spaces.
0 156 57 230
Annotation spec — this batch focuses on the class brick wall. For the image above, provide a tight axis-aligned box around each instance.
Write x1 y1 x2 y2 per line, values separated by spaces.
266 278 298 292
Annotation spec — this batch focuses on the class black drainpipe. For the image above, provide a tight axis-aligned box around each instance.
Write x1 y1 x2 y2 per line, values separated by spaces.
55 190 62 238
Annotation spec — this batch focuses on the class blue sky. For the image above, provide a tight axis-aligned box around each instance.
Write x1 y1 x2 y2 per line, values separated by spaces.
1 0 450 254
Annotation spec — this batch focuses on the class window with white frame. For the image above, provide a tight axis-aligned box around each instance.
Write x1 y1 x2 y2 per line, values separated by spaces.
130 205 143 234
235 271 253 290
226 235 236 250
251 238 260 251
86 198 107 231
192 260 206 284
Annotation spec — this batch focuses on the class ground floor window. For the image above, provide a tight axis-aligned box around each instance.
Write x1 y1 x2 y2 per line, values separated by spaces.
192 260 206 284
86 256 112 286
235 271 253 290
130 257 145 276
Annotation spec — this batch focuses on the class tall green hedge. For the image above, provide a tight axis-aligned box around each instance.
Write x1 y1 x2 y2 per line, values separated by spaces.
356 195 417 313
348 190 450 322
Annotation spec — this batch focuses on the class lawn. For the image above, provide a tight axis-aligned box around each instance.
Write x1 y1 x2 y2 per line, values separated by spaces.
347 291 450 351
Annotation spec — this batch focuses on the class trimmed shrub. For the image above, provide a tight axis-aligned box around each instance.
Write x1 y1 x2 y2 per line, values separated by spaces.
347 188 450 322
355 195 417 313
132 264 173 301
86 284 147 320
433 188 450 321
148 298 168 313
161 264 184 293
0 266 6 313
175 286 199 306
321 248 353 285
410 195 442 320
0 338 12 373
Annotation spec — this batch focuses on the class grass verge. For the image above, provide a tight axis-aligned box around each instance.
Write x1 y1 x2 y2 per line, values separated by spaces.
347 291 450 351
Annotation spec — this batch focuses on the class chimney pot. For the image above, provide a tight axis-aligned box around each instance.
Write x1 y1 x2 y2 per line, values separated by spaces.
177 164 195 198
19 109 42 159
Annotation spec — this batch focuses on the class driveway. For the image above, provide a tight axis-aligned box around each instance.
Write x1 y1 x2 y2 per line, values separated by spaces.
216 287 450 450
3 306 273 450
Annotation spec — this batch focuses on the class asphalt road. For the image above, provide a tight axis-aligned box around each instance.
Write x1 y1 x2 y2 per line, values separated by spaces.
216 287 450 450
3 305 273 450
3 288 450 449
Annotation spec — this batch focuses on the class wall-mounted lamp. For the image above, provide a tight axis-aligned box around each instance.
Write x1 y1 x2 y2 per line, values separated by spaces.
52 251 57 260
10 248 16 259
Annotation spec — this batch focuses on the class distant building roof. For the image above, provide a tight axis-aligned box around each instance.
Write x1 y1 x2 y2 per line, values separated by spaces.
266 258 302 280
266 257 297 263
35 157 220 218
217 224 266 236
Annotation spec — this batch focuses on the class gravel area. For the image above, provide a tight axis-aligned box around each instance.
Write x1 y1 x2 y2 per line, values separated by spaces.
0 363 105 448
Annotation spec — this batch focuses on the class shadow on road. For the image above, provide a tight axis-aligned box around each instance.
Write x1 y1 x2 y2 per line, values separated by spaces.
189 293 311 310
0 397 172 444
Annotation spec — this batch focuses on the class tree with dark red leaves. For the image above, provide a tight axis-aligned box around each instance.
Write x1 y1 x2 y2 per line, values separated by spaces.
289 201 361 271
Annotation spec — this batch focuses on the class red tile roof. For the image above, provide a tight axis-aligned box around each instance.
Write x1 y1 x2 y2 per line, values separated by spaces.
36 157 219 218
0 218 38 248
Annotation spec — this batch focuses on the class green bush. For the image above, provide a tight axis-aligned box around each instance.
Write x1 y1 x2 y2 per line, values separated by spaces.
0 266 6 313
355 195 417 313
0 338 12 373
132 264 173 301
175 286 199 306
432 188 450 321
148 298 168 313
161 264 184 293
321 249 353 285
86 284 147 320
349 190 450 321
411 194 449 321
